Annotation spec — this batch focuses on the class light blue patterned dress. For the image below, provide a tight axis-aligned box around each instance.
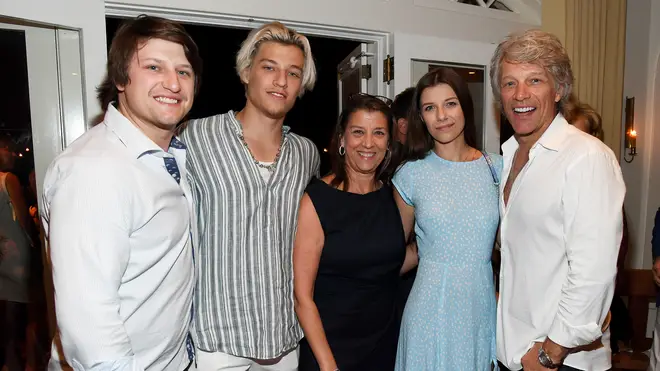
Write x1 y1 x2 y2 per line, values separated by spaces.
393 151 502 371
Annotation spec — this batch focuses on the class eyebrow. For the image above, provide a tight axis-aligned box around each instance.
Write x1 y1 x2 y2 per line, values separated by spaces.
348 124 387 130
502 71 546 80
139 57 193 70
259 58 303 71
421 96 458 106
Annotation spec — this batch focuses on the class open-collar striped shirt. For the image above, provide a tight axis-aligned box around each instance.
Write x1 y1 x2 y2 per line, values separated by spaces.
180 111 320 359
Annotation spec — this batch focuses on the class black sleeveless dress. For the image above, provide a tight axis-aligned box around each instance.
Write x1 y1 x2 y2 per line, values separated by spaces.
298 178 406 371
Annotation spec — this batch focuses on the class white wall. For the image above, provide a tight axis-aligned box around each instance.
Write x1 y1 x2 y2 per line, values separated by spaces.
111 0 537 46
3 0 538 125
621 0 660 269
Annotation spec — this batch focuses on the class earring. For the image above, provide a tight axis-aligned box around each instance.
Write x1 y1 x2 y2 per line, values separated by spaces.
339 145 345 156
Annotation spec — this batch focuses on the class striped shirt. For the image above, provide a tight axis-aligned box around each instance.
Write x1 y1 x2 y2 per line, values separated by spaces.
180 111 320 359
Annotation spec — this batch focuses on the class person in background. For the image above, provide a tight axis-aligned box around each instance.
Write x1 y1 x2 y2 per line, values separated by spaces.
294 94 414 371
393 67 502 370
179 21 319 371
391 87 415 145
649 207 660 370
41 15 201 370
389 87 418 326
0 137 35 371
563 94 604 141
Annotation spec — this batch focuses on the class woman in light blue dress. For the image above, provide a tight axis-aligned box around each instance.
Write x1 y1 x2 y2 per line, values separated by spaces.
393 67 501 370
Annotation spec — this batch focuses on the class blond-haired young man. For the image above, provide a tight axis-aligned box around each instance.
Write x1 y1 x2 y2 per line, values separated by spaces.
179 22 319 371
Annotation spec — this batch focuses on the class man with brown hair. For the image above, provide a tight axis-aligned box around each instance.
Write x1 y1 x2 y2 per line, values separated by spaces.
41 15 202 370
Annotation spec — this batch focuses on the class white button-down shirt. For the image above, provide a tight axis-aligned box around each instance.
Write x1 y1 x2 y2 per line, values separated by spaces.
41 105 195 371
496 113 625 371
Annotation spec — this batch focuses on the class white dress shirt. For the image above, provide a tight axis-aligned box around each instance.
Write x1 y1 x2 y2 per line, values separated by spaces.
496 113 625 371
41 105 195 371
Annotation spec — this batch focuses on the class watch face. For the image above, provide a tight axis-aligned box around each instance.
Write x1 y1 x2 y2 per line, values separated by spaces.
538 348 560 369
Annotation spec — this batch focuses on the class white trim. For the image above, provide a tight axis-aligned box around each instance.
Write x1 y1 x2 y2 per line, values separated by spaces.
413 0 540 25
104 2 393 96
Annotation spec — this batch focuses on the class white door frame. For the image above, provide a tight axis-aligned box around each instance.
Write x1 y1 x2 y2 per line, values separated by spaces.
0 19 85 210
104 1 394 98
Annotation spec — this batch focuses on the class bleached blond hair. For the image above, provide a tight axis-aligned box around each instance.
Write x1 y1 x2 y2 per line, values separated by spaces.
489 29 574 110
236 21 316 97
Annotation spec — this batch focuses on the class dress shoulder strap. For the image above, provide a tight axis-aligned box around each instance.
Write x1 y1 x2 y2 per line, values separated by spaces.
480 151 500 186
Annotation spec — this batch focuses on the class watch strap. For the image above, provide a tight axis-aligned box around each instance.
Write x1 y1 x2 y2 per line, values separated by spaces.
538 347 562 369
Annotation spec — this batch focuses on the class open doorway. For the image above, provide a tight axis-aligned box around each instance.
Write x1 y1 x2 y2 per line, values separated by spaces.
0 20 81 370
105 17 363 175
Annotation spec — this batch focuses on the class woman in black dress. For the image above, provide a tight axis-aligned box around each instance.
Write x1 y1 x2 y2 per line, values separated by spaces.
293 94 418 371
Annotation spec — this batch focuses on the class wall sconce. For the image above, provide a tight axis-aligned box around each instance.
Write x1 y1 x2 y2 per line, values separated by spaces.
624 96 637 163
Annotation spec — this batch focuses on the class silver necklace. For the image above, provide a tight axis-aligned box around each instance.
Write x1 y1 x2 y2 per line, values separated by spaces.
238 130 285 173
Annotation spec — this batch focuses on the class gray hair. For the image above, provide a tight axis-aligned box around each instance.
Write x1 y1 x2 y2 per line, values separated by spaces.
236 21 316 97
489 29 574 109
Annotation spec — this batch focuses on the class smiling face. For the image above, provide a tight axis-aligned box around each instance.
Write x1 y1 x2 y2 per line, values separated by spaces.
116 38 195 132
500 61 561 139
242 41 305 120
419 83 466 146
341 109 390 177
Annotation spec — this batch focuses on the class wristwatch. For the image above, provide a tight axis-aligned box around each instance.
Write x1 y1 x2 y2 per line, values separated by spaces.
538 347 562 369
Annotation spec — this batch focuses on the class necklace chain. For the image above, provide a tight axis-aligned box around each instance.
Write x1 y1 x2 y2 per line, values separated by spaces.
238 130 285 173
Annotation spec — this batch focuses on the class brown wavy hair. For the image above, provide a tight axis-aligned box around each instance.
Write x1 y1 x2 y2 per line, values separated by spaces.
97 15 203 112
402 67 477 163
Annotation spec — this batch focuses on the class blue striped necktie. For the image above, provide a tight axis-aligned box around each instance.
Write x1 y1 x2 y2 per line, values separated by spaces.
163 137 195 365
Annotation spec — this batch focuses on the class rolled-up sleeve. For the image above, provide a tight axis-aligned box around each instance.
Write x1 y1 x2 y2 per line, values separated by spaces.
548 152 626 348
42 160 142 370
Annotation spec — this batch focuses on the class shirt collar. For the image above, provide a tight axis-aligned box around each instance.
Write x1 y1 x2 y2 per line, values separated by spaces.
103 103 185 158
226 110 291 136
501 113 571 156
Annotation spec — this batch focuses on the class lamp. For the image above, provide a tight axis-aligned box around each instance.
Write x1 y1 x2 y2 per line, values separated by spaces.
624 96 637 163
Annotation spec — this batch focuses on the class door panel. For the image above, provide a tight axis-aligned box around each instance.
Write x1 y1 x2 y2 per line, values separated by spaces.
1 20 85 357
337 43 376 113
0 22 84 212
1 23 61 213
